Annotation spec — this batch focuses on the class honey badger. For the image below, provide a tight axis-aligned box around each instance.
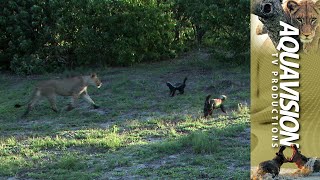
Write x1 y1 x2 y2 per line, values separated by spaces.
166 77 187 97
256 146 288 178
288 144 320 172
203 95 227 118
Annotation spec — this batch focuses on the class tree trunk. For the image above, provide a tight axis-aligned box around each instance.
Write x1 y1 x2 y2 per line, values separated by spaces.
193 24 206 45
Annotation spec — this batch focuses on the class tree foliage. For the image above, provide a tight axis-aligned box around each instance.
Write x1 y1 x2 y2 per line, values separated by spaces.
0 0 249 74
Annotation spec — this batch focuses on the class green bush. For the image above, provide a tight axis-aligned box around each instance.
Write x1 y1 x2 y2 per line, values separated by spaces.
0 0 249 74
72 0 176 66
0 0 67 74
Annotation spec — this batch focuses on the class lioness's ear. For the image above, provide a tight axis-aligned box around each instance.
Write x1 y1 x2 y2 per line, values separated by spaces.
287 0 299 13
91 73 97 78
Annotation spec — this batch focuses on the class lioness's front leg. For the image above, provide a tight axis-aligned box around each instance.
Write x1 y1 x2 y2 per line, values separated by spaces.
82 92 99 109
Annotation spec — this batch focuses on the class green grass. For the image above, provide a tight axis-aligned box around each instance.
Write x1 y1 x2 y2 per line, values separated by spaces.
0 50 250 179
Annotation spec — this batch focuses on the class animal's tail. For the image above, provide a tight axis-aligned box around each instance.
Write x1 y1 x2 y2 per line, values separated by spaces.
183 77 187 84
15 88 37 109
166 82 175 91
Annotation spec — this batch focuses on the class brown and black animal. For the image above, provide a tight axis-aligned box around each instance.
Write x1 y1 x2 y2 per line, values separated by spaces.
256 146 288 178
288 144 320 172
15 73 102 117
203 95 227 118
166 77 187 97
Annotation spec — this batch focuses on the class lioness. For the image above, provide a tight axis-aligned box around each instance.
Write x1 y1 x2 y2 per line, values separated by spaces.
15 73 102 117
285 0 320 53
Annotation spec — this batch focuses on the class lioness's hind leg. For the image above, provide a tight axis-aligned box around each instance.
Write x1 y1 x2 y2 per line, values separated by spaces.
47 95 58 113
22 90 41 117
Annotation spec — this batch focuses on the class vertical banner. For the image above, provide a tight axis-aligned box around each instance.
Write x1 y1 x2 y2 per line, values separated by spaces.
251 0 320 178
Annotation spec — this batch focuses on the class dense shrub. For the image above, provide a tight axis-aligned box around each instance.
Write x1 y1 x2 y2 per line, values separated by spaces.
174 0 250 65
0 0 250 74
70 0 176 66
0 0 60 74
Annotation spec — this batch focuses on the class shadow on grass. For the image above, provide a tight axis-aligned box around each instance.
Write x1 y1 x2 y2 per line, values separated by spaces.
0 114 250 179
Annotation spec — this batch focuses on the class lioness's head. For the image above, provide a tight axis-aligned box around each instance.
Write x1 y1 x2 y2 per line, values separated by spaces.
89 73 102 88
286 0 320 44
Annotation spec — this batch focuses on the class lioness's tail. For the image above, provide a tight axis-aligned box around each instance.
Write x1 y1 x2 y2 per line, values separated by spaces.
14 104 23 108
15 88 37 109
